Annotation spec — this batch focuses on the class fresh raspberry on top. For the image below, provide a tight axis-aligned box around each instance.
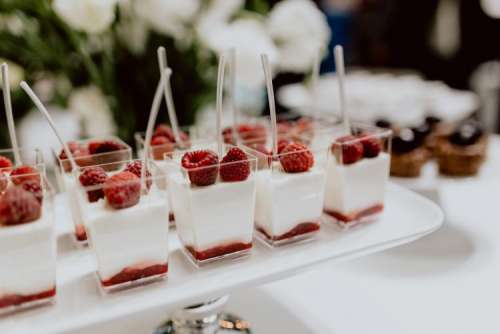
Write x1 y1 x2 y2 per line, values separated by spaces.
150 136 175 160
59 142 91 172
279 143 314 173
0 172 8 192
0 155 13 170
181 150 219 186
88 140 125 155
0 186 41 225
79 166 108 202
220 147 251 182
332 136 364 165
154 124 189 143
103 171 141 209
124 161 152 190
294 117 314 135
238 124 266 142
222 127 235 144
10 165 40 186
277 122 291 134
277 139 290 154
59 141 80 160
359 134 381 158
20 179 43 203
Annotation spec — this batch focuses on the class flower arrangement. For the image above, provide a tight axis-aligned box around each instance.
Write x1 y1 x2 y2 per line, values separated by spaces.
0 0 330 146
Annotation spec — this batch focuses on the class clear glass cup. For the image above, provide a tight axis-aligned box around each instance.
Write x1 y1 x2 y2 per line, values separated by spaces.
321 124 393 228
243 135 328 246
0 174 56 314
73 159 170 292
52 136 132 245
166 143 257 266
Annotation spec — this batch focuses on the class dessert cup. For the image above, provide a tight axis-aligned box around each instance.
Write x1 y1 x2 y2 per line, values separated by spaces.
244 136 328 247
322 124 392 228
0 174 56 314
52 136 132 245
166 143 257 266
73 159 170 292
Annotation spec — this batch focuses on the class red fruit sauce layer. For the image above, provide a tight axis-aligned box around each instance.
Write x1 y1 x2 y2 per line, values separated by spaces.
324 204 384 223
257 222 320 242
75 223 87 241
186 242 252 261
168 212 175 222
101 263 168 287
0 287 56 309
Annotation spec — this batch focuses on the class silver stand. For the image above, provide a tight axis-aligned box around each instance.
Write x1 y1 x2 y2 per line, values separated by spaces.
154 296 252 334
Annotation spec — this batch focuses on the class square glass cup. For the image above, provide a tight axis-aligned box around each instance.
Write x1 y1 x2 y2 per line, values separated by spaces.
196 116 268 146
73 159 170 292
52 136 132 245
321 124 393 228
0 175 56 314
0 147 45 174
243 135 329 247
165 143 257 266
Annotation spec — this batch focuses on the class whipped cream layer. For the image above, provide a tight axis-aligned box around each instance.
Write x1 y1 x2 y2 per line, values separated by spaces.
169 172 256 251
255 168 326 237
85 187 169 280
0 208 56 296
324 153 390 215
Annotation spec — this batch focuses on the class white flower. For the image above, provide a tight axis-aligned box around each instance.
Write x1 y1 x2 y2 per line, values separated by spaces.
53 0 118 34
0 14 24 36
0 59 24 90
481 0 500 18
116 0 149 55
267 0 330 73
69 86 117 137
202 18 279 88
196 0 244 42
134 0 200 39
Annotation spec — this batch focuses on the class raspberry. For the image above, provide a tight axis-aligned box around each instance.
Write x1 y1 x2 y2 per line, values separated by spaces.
279 143 314 173
88 140 125 155
181 150 219 186
0 172 7 192
0 155 13 170
103 172 141 209
0 186 41 225
220 148 251 182
277 139 290 154
150 135 175 160
222 127 235 145
294 118 314 135
79 166 108 202
154 124 189 143
238 124 266 142
20 179 43 203
58 141 80 160
332 136 364 165
359 135 381 158
59 142 92 172
277 122 291 134
124 161 152 190
10 165 40 186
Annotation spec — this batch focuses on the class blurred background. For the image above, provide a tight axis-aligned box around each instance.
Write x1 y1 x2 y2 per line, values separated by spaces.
1 0 500 153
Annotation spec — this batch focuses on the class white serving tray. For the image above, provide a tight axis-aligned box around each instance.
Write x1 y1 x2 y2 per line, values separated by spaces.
0 183 443 334
391 135 500 200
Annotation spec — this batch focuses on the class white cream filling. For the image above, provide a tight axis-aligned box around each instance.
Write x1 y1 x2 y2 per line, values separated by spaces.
324 153 390 215
0 208 56 297
169 172 256 251
255 168 326 237
84 187 169 281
